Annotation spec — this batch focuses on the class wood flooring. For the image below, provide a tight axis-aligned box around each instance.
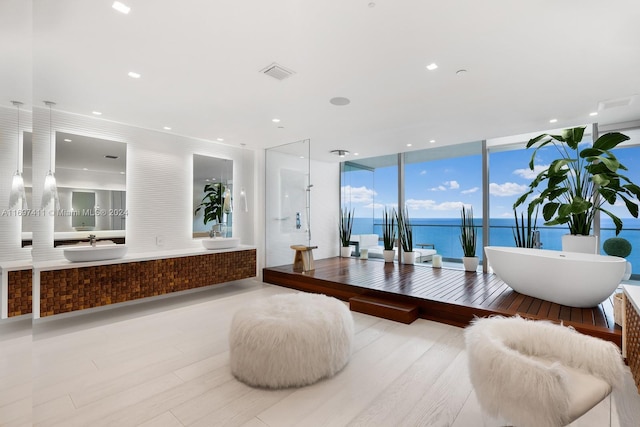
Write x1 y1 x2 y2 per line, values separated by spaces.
0 279 638 425
263 257 622 345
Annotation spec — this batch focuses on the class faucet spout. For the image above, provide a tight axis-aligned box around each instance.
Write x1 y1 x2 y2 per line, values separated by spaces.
89 234 97 247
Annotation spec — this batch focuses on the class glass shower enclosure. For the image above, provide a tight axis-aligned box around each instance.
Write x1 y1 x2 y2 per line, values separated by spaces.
265 139 311 267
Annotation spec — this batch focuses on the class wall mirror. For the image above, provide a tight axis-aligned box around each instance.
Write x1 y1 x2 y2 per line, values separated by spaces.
193 154 233 238
52 132 126 245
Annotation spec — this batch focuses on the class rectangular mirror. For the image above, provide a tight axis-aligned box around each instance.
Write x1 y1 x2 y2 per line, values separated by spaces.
53 132 126 245
193 154 233 238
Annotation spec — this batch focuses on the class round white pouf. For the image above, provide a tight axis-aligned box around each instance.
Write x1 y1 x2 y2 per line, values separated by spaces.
229 293 354 388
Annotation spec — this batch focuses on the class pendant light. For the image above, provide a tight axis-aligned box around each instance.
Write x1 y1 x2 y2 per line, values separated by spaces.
41 101 60 210
239 144 248 212
8 101 28 210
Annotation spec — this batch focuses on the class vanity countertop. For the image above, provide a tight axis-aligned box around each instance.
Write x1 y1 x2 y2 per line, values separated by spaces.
0 260 33 271
34 245 256 271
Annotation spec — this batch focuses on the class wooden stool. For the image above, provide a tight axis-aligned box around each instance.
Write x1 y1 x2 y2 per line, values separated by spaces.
291 245 318 272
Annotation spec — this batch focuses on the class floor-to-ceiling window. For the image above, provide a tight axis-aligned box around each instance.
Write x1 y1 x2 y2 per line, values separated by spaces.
341 154 398 240
340 124 640 276
405 142 483 262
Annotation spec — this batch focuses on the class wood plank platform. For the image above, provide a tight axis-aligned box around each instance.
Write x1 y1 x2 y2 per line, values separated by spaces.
263 257 622 346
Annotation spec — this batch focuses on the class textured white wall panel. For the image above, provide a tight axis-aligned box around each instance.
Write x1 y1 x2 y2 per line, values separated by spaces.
0 106 32 262
29 108 257 263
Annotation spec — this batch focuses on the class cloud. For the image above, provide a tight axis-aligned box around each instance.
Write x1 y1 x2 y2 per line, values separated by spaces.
513 164 549 180
431 180 460 191
419 170 427 175
340 185 377 204
490 182 528 197
461 187 479 194
405 199 465 211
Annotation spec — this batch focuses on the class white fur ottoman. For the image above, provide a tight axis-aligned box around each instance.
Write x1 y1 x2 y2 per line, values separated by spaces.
229 292 354 388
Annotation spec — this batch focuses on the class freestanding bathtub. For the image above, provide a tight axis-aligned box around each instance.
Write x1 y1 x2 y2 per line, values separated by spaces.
484 246 626 308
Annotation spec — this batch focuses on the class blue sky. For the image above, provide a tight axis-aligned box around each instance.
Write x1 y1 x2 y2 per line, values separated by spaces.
342 142 640 220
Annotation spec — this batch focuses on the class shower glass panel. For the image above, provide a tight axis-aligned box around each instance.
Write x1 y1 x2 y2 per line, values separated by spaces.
265 139 311 267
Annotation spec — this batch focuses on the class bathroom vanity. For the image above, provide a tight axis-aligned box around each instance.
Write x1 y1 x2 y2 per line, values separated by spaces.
623 285 640 393
0 260 32 318
33 246 256 318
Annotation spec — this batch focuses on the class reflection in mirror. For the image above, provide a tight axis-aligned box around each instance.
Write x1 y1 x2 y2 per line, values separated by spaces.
193 155 233 238
53 132 126 245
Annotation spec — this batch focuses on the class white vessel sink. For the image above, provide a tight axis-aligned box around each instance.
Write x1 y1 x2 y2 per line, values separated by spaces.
63 245 128 262
202 237 240 250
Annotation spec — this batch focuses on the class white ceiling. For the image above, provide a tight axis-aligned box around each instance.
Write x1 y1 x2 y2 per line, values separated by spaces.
4 0 640 162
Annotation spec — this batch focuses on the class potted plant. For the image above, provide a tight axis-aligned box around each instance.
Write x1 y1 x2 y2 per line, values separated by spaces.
460 205 478 272
194 183 226 235
512 206 539 248
382 207 396 263
514 126 640 253
339 208 354 257
396 207 415 264
603 237 632 280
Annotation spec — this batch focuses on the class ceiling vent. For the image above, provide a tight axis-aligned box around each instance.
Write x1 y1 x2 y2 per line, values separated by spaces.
598 95 636 111
260 62 296 81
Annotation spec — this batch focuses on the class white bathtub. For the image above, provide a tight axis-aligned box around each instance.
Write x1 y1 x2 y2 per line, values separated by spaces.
484 246 626 308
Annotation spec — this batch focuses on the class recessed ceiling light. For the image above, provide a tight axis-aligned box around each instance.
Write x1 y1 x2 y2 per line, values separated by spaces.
217 137 224 141
163 126 171 130
128 71 141 79
429 139 436 143
92 111 102 116
354 152 360 156
64 138 72 142
456 69 467 75
589 112 598 116
426 63 438 71
82 168 88 171
112 1 130 14
272 118 281 123
300 156 305 159
407 143 412 147
549 119 558 123
120 172 125 175
329 97 351 106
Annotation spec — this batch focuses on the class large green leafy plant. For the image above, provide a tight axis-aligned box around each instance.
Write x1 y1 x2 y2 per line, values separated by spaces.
194 182 226 225
514 127 640 236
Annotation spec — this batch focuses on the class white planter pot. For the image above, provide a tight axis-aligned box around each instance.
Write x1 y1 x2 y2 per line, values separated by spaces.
561 234 598 254
403 251 416 265
463 256 479 272
340 246 352 258
383 249 395 263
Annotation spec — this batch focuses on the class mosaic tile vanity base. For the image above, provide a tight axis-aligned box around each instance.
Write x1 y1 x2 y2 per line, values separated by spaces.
626 296 640 393
40 249 257 317
8 269 33 317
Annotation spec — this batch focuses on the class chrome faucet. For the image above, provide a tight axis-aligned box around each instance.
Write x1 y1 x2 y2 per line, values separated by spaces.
209 223 223 238
532 230 542 249
89 234 97 247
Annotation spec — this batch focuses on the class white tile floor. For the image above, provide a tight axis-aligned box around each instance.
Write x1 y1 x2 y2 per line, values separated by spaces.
1 279 639 426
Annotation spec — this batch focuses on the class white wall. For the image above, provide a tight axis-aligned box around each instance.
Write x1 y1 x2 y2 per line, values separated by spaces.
29 108 258 263
0 106 32 262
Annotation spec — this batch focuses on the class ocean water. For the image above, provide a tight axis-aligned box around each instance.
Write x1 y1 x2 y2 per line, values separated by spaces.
353 217 640 272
